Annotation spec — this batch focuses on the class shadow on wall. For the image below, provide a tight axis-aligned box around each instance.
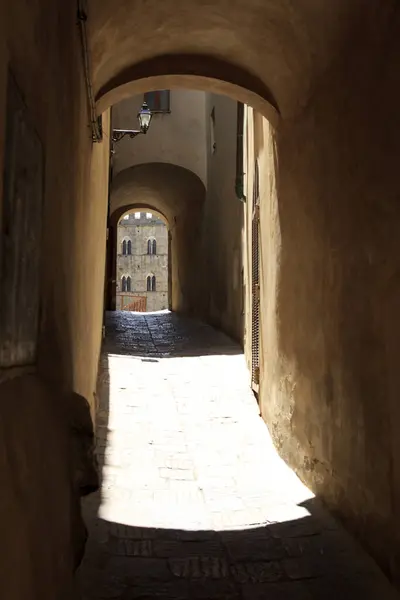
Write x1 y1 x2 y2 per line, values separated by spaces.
0 373 99 599
271 18 400 584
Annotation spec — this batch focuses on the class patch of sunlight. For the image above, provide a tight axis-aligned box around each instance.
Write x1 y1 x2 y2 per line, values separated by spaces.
129 309 170 316
98 349 314 531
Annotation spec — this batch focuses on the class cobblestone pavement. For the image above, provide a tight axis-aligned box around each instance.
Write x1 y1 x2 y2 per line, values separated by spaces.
77 311 398 599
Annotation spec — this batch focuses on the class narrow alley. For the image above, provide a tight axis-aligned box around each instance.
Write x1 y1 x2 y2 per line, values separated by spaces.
77 312 397 600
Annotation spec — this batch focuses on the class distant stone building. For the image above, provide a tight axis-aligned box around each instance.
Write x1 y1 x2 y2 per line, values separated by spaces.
116 212 168 312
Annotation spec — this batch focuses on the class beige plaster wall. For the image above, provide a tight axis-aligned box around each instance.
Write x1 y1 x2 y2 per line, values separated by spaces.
245 8 400 585
0 0 109 597
199 93 244 341
112 90 208 185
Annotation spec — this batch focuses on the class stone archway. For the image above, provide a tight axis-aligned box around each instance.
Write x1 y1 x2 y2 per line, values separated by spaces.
109 162 206 315
89 1 362 121
4 0 400 594
87 4 400 578
97 57 279 126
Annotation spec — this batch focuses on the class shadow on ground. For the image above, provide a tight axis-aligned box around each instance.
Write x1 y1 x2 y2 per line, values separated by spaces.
77 312 398 600
103 311 242 358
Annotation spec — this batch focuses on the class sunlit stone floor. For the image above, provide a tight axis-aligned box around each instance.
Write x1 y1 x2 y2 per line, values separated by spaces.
77 311 398 600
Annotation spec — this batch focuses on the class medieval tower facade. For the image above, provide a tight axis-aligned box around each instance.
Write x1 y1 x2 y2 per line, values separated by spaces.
116 211 168 312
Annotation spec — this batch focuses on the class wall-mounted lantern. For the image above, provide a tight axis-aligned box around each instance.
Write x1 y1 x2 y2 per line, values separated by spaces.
112 102 153 144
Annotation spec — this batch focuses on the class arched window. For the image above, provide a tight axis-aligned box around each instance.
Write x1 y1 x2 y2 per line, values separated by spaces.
147 238 157 255
146 274 156 291
122 239 131 255
121 276 127 292
126 276 131 292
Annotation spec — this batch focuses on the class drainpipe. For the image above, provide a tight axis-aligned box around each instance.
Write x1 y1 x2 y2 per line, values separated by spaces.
235 102 246 202
102 106 115 319
77 0 102 142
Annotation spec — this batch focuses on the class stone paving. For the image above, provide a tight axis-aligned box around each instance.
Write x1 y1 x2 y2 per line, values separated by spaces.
77 310 399 599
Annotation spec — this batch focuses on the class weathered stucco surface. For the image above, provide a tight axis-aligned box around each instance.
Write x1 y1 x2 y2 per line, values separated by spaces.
240 6 400 584
0 375 81 599
0 0 109 596
265 13 400 581
2 0 400 595
89 0 363 121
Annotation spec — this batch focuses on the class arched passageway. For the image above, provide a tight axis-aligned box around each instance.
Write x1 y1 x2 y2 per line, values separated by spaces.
108 162 206 315
89 0 365 122
2 1 400 597
116 209 169 313
88 5 400 582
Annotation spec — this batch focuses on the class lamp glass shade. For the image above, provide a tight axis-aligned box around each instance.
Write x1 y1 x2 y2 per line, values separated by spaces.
138 102 152 132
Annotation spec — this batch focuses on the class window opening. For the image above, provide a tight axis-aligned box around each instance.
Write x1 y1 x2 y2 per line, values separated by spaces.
144 90 170 113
